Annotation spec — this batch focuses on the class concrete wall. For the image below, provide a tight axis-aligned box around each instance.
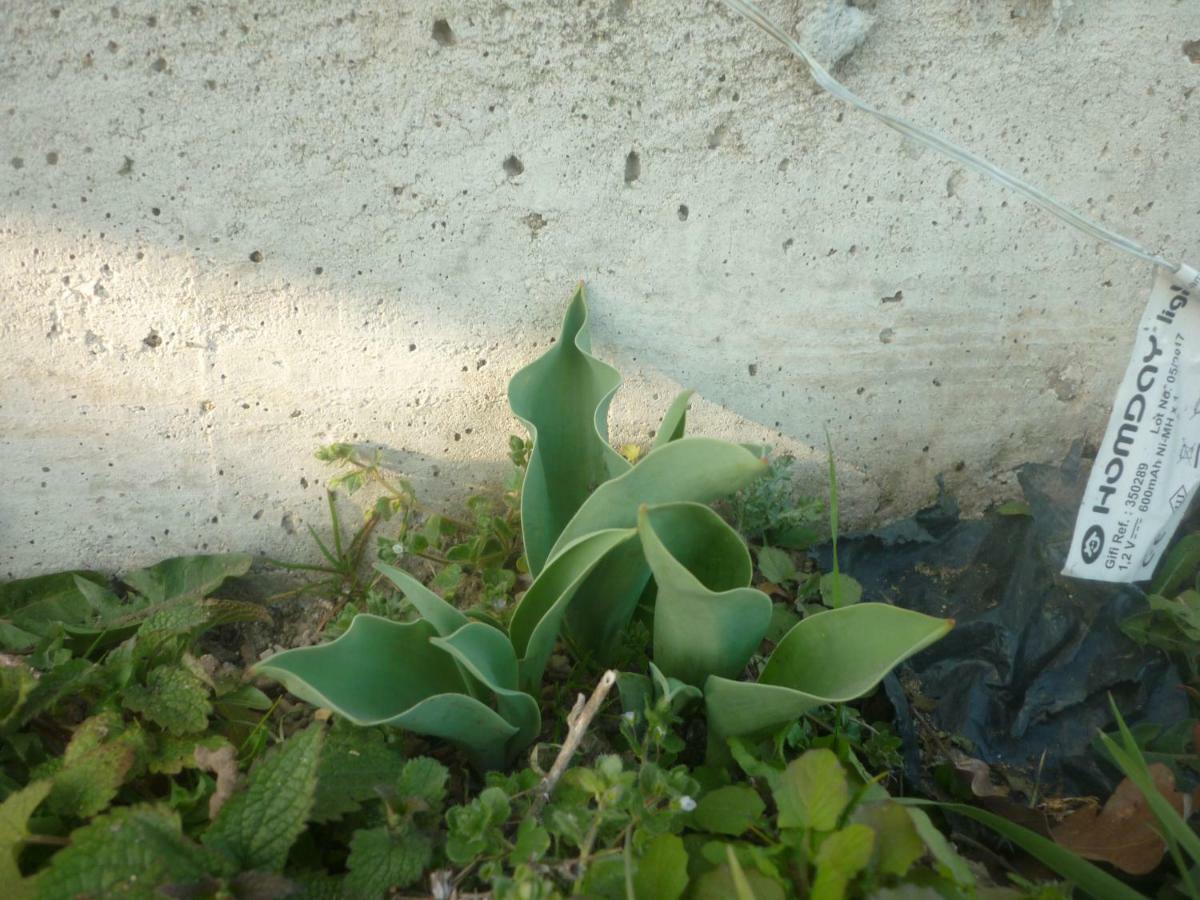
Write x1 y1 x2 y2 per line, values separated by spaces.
3 0 1198 577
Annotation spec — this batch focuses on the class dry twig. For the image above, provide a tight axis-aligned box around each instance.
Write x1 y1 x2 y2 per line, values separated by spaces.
530 669 618 816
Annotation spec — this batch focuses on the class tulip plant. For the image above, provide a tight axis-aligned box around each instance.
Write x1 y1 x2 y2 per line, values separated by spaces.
256 285 952 770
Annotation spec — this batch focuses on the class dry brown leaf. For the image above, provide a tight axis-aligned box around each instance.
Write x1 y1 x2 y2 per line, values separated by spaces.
950 752 1009 799
195 743 240 820
1050 763 1186 875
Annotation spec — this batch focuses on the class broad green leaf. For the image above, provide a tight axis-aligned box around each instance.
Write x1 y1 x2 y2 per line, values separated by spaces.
204 723 323 872
774 749 848 831
508 284 630 575
653 389 694 449
0 781 51 891
508 528 638 690
693 785 765 836
549 438 768 558
0 571 118 640
812 824 874 900
819 573 862 608
1149 532 1200 596
551 438 767 656
852 802 924 877
641 503 771 686
690 857 785 900
705 604 952 743
35 805 217 900
255 615 519 770
344 824 431 897
120 553 252 605
123 664 212 735
311 724 408 823
633 833 688 900
756 546 797 585
898 799 1142 900
430 622 541 756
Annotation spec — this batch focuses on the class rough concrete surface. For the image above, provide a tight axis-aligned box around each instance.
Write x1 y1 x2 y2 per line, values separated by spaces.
2 0 1199 577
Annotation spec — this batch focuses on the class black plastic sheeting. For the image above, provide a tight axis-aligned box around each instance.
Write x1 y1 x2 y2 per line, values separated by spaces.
816 447 1189 796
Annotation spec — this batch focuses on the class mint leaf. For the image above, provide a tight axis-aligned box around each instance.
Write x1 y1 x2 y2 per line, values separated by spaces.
312 723 406 823
0 781 51 892
345 824 431 897
123 665 212 735
41 713 146 818
446 786 510 864
34 805 217 900
396 757 448 813
203 723 323 872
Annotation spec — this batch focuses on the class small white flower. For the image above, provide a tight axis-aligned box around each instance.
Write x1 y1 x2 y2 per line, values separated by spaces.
678 795 697 812
392 543 404 555
622 710 637 723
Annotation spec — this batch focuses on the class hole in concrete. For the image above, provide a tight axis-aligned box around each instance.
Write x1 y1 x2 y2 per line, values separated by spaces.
677 204 689 221
503 154 524 177
624 150 640 185
249 250 263 263
432 18 455 45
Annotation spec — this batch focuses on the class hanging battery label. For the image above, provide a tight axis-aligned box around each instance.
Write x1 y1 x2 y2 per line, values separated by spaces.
1064 264 1200 582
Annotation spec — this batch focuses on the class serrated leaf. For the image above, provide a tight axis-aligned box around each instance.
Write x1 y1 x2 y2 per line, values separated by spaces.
0 664 36 730
0 781 51 890
203 723 323 872
47 718 146 819
150 734 233 776
34 805 218 900
396 757 448 812
344 824 431 898
693 785 766 836
123 665 212 735
812 824 875 900
819 573 862 608
757 547 797 585
633 832 688 900
311 724 407 823
774 749 848 832
3 658 94 734
508 817 549 866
